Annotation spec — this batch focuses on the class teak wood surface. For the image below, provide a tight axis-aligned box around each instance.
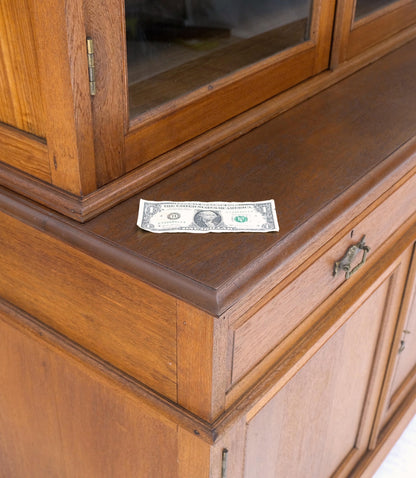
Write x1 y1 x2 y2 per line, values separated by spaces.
0 40 415 318
0 300 212 478
3 0 416 222
0 40 415 407
0 0 45 137
1 214 415 477
84 39 416 315
1 27 416 477
243 257 408 477
0 0 335 201
332 0 416 65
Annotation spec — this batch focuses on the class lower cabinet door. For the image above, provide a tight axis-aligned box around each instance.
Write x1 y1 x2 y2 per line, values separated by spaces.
0 301 207 478
242 254 410 478
390 245 416 391
376 243 416 431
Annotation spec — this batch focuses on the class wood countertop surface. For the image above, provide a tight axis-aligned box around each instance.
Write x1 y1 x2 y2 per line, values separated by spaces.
2 39 416 316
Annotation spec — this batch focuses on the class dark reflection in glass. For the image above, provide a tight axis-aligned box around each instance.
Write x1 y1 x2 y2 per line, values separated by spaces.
354 0 398 20
125 0 313 118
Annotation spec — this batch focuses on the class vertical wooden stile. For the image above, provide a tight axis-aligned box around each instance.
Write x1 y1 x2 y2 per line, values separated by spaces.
29 0 97 195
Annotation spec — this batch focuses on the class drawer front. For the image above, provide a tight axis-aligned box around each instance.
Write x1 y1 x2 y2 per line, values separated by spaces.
232 171 416 384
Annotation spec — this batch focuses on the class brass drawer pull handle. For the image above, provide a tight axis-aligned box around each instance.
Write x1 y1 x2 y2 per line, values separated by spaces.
333 235 370 279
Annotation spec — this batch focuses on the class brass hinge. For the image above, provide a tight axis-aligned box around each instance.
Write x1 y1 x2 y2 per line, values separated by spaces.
86 37 96 96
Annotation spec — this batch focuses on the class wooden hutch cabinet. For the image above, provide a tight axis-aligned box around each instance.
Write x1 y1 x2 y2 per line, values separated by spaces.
1 1 416 477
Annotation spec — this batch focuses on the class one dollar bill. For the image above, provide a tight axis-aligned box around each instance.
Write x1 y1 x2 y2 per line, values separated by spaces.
137 199 279 233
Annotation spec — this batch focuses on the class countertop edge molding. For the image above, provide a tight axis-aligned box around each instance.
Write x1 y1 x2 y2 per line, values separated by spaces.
0 135 415 317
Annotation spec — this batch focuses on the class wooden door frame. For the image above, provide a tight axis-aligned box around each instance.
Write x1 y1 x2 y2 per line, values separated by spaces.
332 0 416 66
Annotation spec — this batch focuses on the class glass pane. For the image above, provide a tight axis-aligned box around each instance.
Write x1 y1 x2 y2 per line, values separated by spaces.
354 0 398 20
125 0 313 118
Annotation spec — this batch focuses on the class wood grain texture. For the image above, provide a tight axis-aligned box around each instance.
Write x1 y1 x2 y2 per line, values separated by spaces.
0 303 182 478
210 418 247 478
177 428 211 478
124 0 335 170
1 10 416 477
347 0 416 59
87 40 416 315
0 209 178 401
372 242 416 434
127 18 310 117
312 0 338 73
223 217 416 423
83 0 127 186
1 31 415 222
389 244 416 397
0 41 414 318
232 170 416 383
333 0 416 65
0 0 45 137
243 259 407 477
0 40 413 320
125 46 315 170
331 0 357 67
350 383 416 477
29 0 97 195
0 124 50 181
177 303 229 421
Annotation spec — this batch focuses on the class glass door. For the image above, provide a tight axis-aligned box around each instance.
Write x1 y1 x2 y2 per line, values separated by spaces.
123 0 336 170
333 0 416 65
125 0 314 118
354 0 401 19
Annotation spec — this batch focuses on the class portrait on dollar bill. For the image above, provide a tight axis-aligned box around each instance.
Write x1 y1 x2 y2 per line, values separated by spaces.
193 210 222 228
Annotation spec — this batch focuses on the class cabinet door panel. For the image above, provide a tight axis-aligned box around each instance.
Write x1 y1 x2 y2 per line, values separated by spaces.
392 246 416 393
0 305 180 478
243 263 404 478
381 243 416 424
0 0 45 137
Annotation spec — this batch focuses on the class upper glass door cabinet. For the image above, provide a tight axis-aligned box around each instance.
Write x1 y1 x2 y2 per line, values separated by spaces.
126 0 313 117
123 0 336 169
333 0 416 65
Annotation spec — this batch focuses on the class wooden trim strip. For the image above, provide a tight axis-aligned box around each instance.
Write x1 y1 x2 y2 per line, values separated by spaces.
349 382 416 477
83 0 127 186
30 0 97 195
0 162 82 217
